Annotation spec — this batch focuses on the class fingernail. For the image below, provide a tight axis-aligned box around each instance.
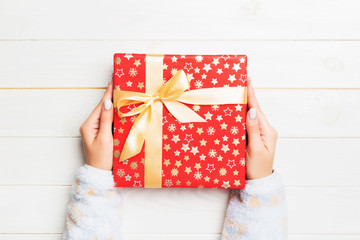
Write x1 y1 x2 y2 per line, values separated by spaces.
104 99 112 110
249 108 256 119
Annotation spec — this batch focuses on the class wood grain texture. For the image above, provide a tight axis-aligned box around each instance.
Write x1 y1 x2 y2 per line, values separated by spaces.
0 186 359 234
0 89 359 137
0 0 359 238
1 138 359 187
0 0 359 40
0 41 359 88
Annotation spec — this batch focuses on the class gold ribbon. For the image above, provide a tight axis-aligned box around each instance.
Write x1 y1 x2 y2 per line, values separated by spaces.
113 54 247 188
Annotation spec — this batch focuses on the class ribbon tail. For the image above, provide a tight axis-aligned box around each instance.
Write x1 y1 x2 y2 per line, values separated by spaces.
119 107 151 162
177 86 247 105
162 99 207 123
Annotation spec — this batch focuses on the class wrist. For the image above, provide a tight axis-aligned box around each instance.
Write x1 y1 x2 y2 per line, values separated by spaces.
85 159 113 171
246 169 274 180
243 170 284 195
84 163 113 176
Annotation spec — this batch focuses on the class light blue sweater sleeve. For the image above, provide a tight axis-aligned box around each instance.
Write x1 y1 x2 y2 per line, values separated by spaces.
62 164 123 240
63 165 287 240
221 170 288 239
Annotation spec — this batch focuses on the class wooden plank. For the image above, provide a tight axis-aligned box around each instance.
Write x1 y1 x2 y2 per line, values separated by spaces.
274 138 360 187
0 0 359 40
0 89 359 137
0 89 103 137
289 236 360 240
1 138 359 187
0 234 359 240
0 41 359 88
0 235 61 240
0 186 359 234
0 186 228 234
0 138 83 185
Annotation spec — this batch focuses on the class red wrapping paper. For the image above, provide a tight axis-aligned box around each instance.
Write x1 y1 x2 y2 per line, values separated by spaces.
112 53 247 189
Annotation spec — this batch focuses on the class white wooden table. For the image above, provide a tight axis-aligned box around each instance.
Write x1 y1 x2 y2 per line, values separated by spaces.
0 0 359 239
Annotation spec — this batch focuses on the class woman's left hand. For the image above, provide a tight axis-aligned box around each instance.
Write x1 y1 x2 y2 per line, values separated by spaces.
79 78 114 171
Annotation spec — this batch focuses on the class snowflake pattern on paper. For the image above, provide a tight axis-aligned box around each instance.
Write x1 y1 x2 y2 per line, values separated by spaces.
113 54 247 189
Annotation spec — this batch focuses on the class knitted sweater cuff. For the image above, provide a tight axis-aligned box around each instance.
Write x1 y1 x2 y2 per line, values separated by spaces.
75 164 115 194
84 163 113 176
243 169 284 195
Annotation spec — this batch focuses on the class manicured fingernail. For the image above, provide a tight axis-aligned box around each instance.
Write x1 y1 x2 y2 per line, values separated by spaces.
249 108 256 119
104 99 112 110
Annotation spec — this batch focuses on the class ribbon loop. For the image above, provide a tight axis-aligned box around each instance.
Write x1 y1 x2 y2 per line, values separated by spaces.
159 70 190 100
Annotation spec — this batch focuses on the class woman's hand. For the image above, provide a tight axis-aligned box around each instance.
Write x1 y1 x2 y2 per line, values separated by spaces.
79 79 114 171
245 77 278 180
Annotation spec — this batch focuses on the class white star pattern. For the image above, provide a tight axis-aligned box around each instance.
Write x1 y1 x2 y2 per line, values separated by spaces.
171 56 178 62
124 53 133 60
212 58 220 66
184 62 193 71
184 134 194 143
195 56 203 62
194 171 202 180
204 111 213 120
224 107 233 116
129 68 137 77
207 127 215 135
181 144 190 152
221 55 230 60
240 158 246 166
133 181 142 187
125 174 131 181
203 64 212 72
115 69 124 78
232 63 241 72
230 126 239 135
212 105 220 111
228 74 236 83
195 80 203 89
221 144 230 153
240 74 247 83
222 181 230 189
172 135 180 143
235 104 243 111
227 160 236 169
113 54 247 189
190 147 199 155
209 149 217 157
207 164 215 173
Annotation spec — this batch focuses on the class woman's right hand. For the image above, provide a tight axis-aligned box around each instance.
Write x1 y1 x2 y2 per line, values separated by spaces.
79 79 114 171
245 77 279 180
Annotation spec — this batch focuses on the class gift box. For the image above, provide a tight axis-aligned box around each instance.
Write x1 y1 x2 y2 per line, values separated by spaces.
112 53 247 189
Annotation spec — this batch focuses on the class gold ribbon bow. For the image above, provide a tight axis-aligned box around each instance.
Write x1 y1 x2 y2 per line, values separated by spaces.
113 54 247 188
